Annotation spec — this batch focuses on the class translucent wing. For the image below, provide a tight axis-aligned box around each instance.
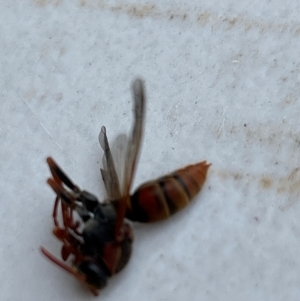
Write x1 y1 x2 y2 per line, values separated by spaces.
110 133 128 189
121 79 145 197
99 126 121 199
99 79 145 236
112 79 145 233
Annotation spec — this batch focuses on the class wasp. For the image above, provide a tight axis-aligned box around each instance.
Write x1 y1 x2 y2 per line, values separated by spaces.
41 79 211 296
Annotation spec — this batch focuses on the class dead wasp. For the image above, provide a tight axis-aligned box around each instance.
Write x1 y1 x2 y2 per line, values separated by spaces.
41 79 211 296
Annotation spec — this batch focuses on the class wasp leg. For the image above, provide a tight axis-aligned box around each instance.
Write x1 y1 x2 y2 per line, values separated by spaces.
51 190 83 261
41 247 101 296
53 226 83 260
61 202 82 235
41 247 86 279
52 196 61 227
100 223 134 276
50 181 80 235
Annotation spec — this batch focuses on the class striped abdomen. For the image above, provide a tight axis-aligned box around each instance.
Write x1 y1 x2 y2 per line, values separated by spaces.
126 161 211 222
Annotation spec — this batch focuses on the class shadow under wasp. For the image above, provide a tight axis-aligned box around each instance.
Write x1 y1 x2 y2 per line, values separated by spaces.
41 79 211 296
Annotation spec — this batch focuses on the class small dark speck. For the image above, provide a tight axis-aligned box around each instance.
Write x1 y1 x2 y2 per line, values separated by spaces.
244 124 247 127
195 102 198 104
254 216 259 222
172 147 174 150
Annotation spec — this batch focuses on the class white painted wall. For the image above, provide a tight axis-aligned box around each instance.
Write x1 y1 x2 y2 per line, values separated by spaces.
1 1 300 300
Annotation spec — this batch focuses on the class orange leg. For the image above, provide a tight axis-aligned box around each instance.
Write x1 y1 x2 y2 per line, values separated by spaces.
41 247 87 283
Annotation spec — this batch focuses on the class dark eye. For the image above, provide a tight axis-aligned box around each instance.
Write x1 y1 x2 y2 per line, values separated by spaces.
77 261 107 289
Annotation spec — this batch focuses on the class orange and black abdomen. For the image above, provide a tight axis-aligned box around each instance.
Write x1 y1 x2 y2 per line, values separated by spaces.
127 161 211 222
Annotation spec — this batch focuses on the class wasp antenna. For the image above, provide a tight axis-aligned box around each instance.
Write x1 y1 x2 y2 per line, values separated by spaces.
46 157 79 192
47 178 75 206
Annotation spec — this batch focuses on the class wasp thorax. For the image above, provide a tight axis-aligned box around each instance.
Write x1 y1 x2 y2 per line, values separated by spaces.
82 202 117 248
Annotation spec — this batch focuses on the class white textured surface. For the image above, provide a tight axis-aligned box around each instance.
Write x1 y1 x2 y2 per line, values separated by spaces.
1 1 300 300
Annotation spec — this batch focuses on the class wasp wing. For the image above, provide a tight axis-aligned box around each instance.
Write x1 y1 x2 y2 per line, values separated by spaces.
110 133 128 189
121 79 145 196
99 126 122 199
99 79 145 236
113 79 145 234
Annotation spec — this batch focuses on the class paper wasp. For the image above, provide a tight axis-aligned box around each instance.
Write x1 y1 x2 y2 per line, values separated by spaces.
41 79 210 295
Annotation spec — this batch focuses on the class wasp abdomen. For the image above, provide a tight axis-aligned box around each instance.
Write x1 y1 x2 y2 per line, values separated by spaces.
128 161 210 222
